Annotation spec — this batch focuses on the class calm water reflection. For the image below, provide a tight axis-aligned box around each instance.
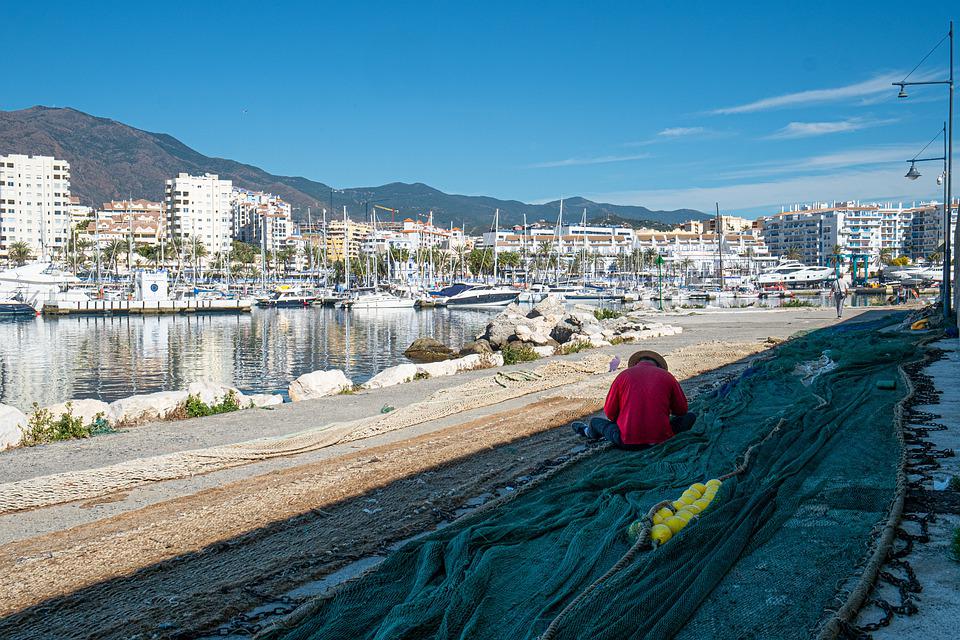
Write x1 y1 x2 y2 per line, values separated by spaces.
0 307 495 411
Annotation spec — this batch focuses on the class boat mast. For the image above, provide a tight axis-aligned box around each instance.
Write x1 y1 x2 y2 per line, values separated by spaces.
715 202 724 289
322 207 329 289
342 205 350 292
554 199 563 285
306 206 313 287
581 207 588 287
492 208 499 284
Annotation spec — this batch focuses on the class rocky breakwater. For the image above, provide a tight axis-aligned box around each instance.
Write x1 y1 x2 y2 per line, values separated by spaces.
471 295 682 356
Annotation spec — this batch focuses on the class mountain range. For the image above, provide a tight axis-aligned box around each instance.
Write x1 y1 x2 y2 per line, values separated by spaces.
0 106 707 232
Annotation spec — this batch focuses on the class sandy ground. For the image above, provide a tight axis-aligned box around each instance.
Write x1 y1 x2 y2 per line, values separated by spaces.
0 307 897 639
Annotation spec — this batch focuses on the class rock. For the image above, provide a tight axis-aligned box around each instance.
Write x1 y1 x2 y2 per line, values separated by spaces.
529 295 565 321
514 324 533 342
403 337 456 363
457 353 504 371
417 360 460 378
588 335 611 348
533 346 556 357
361 364 418 390
248 393 283 408
42 399 110 425
581 323 603 336
107 391 190 425
482 313 526 348
550 320 578 344
288 369 353 401
459 339 493 356
0 404 27 449
186 381 243 405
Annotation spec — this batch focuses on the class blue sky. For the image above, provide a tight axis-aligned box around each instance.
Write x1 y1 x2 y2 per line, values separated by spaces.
1 1 955 217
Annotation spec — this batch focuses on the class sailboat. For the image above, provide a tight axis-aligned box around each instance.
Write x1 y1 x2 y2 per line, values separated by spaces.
447 208 518 309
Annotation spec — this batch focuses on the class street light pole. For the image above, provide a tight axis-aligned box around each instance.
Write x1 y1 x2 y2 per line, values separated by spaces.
894 21 954 324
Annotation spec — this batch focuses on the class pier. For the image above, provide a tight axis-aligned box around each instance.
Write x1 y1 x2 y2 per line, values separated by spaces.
42 298 253 315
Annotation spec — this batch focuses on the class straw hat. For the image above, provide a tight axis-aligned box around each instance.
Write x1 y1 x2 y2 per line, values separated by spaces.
627 350 668 371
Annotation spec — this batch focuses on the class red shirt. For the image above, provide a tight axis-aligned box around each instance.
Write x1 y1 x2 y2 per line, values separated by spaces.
603 362 688 445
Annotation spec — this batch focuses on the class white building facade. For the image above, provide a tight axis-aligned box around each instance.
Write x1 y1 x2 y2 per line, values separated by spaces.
232 188 293 254
164 173 234 257
0 154 72 258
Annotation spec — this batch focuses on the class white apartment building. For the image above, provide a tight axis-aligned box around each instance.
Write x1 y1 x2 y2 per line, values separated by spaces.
232 188 293 253
481 224 771 277
0 154 72 258
908 202 958 260
759 200 956 265
164 173 234 257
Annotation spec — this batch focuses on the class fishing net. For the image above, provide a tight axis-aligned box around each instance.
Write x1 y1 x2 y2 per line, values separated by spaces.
261 315 921 640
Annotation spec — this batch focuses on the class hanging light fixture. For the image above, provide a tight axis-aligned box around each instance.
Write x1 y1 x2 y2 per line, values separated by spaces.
896 83 909 99
905 162 922 180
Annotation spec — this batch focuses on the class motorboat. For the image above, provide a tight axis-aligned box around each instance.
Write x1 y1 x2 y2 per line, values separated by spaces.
256 288 317 308
0 262 81 310
445 284 519 308
338 290 416 309
548 285 618 302
885 265 943 284
755 261 835 288
0 294 39 317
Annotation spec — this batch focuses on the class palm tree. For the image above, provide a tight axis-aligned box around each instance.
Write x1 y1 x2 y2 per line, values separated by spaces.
878 247 894 266
784 248 803 262
498 251 521 279
104 239 128 276
136 244 160 268
8 241 32 266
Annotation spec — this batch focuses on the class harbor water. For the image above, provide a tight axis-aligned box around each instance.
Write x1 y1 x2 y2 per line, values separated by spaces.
0 292 905 412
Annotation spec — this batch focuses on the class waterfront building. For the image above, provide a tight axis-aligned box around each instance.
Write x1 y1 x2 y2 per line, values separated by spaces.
0 154 71 259
84 199 164 247
677 215 753 235
164 173 234 258
907 201 958 261
67 196 93 227
325 219 372 262
232 188 293 254
759 200 957 265
481 223 771 278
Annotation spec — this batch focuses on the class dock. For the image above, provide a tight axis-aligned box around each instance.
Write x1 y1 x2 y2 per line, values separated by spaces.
43 298 253 315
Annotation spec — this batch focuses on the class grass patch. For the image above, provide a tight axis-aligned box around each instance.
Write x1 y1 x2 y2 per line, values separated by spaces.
781 299 815 308
949 476 960 492
501 342 540 365
951 527 960 562
180 390 244 418
413 370 431 380
20 402 112 446
593 308 623 321
557 340 592 355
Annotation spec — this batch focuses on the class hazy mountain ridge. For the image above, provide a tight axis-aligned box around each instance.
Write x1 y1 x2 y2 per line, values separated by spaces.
0 106 707 231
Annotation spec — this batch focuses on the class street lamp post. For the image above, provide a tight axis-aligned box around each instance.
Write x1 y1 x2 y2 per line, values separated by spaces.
903 123 950 318
893 20 954 324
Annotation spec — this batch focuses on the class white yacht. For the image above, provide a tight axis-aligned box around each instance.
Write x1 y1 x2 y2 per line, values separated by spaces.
445 284 519 308
885 265 943 284
755 261 835 288
339 290 416 310
0 262 81 312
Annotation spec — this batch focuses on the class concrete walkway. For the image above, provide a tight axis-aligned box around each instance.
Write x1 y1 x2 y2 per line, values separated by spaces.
871 336 960 640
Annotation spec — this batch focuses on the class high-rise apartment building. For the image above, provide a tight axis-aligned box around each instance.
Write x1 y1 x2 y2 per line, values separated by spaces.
164 173 233 257
0 154 72 258
232 188 293 253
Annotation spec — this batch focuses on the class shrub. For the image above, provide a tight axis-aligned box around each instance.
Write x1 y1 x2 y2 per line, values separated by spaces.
20 402 112 446
593 308 623 321
558 340 592 355
782 299 815 308
501 342 540 365
413 370 431 380
182 390 244 418
951 527 960 563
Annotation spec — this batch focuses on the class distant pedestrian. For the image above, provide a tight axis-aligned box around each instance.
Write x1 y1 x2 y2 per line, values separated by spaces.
831 276 850 318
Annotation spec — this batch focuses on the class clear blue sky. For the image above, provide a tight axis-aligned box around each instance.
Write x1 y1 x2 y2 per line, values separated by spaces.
1 1 955 216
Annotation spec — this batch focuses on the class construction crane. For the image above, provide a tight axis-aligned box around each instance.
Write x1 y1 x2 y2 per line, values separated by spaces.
373 204 400 222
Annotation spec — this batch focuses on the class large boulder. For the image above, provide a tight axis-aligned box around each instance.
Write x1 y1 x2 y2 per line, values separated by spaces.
416 360 460 378
456 352 503 371
0 404 27 449
288 370 353 402
107 391 190 425
42 399 110 425
186 381 244 405
403 337 457 363
248 393 283 408
481 312 527 348
528 295 566 324
362 364 418 390
532 345 556 357
459 339 493 356
550 320 579 344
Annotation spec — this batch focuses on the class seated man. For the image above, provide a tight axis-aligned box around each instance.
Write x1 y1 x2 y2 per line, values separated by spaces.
572 350 696 450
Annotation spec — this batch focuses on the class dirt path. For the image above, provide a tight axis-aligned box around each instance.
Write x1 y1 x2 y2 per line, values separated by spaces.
0 341 768 640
